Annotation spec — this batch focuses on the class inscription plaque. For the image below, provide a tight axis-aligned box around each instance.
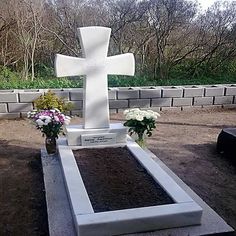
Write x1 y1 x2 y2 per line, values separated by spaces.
81 133 116 146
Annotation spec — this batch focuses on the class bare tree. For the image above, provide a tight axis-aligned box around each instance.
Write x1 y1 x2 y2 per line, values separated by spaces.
9 0 44 80
1 0 236 81
146 0 197 79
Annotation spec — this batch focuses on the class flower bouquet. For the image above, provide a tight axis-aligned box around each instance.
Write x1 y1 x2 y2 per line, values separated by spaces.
123 108 160 147
28 109 71 154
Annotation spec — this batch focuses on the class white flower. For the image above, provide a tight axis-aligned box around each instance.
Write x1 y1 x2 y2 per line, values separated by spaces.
38 115 51 125
50 108 60 113
27 111 32 118
123 109 130 115
27 110 37 118
36 119 45 127
124 108 160 121
39 115 45 120
136 115 144 121
125 113 133 120
44 118 51 125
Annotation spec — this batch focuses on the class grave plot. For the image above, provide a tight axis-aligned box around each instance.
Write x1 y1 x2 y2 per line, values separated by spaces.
58 138 202 236
73 147 174 212
54 26 202 235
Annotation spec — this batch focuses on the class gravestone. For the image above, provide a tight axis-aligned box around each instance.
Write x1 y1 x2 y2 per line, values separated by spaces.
52 26 208 236
217 128 236 162
55 26 135 146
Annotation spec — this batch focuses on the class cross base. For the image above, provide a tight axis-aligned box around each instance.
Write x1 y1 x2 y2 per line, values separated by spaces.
65 123 127 146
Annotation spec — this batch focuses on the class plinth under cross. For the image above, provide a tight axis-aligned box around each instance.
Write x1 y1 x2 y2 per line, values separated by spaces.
55 26 135 129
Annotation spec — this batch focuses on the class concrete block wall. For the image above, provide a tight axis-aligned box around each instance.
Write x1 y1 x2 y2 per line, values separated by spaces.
0 84 235 118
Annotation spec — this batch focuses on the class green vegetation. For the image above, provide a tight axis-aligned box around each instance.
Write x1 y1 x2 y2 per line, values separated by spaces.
0 66 235 90
34 91 73 112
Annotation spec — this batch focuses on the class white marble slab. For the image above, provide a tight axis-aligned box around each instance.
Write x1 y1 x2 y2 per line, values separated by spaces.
57 137 203 236
42 147 234 236
66 123 127 146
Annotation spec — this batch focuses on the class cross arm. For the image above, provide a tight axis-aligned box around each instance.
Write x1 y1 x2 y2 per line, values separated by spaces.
55 54 86 77
106 53 135 76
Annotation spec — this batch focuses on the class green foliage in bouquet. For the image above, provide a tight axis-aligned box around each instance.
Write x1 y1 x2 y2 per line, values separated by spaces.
123 108 160 147
124 117 156 138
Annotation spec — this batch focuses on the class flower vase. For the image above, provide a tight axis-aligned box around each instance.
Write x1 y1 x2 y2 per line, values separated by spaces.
136 133 146 148
45 136 57 154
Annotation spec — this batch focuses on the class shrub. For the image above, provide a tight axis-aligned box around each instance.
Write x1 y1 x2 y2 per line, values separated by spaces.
34 90 73 112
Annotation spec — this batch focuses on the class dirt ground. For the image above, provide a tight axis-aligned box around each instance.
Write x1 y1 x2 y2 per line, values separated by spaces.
0 107 235 235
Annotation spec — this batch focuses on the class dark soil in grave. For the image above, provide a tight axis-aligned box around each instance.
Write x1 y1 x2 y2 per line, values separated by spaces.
73 147 174 212
0 108 236 235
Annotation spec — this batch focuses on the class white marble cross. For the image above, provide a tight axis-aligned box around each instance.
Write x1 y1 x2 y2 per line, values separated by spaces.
55 26 135 129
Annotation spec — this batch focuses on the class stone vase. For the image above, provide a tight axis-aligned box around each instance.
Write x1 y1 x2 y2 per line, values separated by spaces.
45 136 57 154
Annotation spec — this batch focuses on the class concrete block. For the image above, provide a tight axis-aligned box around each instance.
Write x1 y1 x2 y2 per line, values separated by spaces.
214 96 233 105
0 113 20 119
205 86 224 97
161 107 182 111
20 112 28 118
162 87 183 98
123 107 161 112
22 89 43 92
8 103 33 112
109 100 129 109
117 107 160 113
117 109 127 114
0 104 7 113
129 99 150 108
149 107 161 112
70 88 116 103
140 88 161 98
70 101 83 110
0 89 14 92
183 86 204 97
173 98 193 107
70 110 82 117
117 89 139 99
151 98 172 107
108 89 117 100
19 92 43 102
182 106 202 111
202 105 223 110
109 109 118 114
70 90 83 100
51 90 70 100
223 104 236 109
194 97 213 106
225 85 236 95
0 92 18 102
